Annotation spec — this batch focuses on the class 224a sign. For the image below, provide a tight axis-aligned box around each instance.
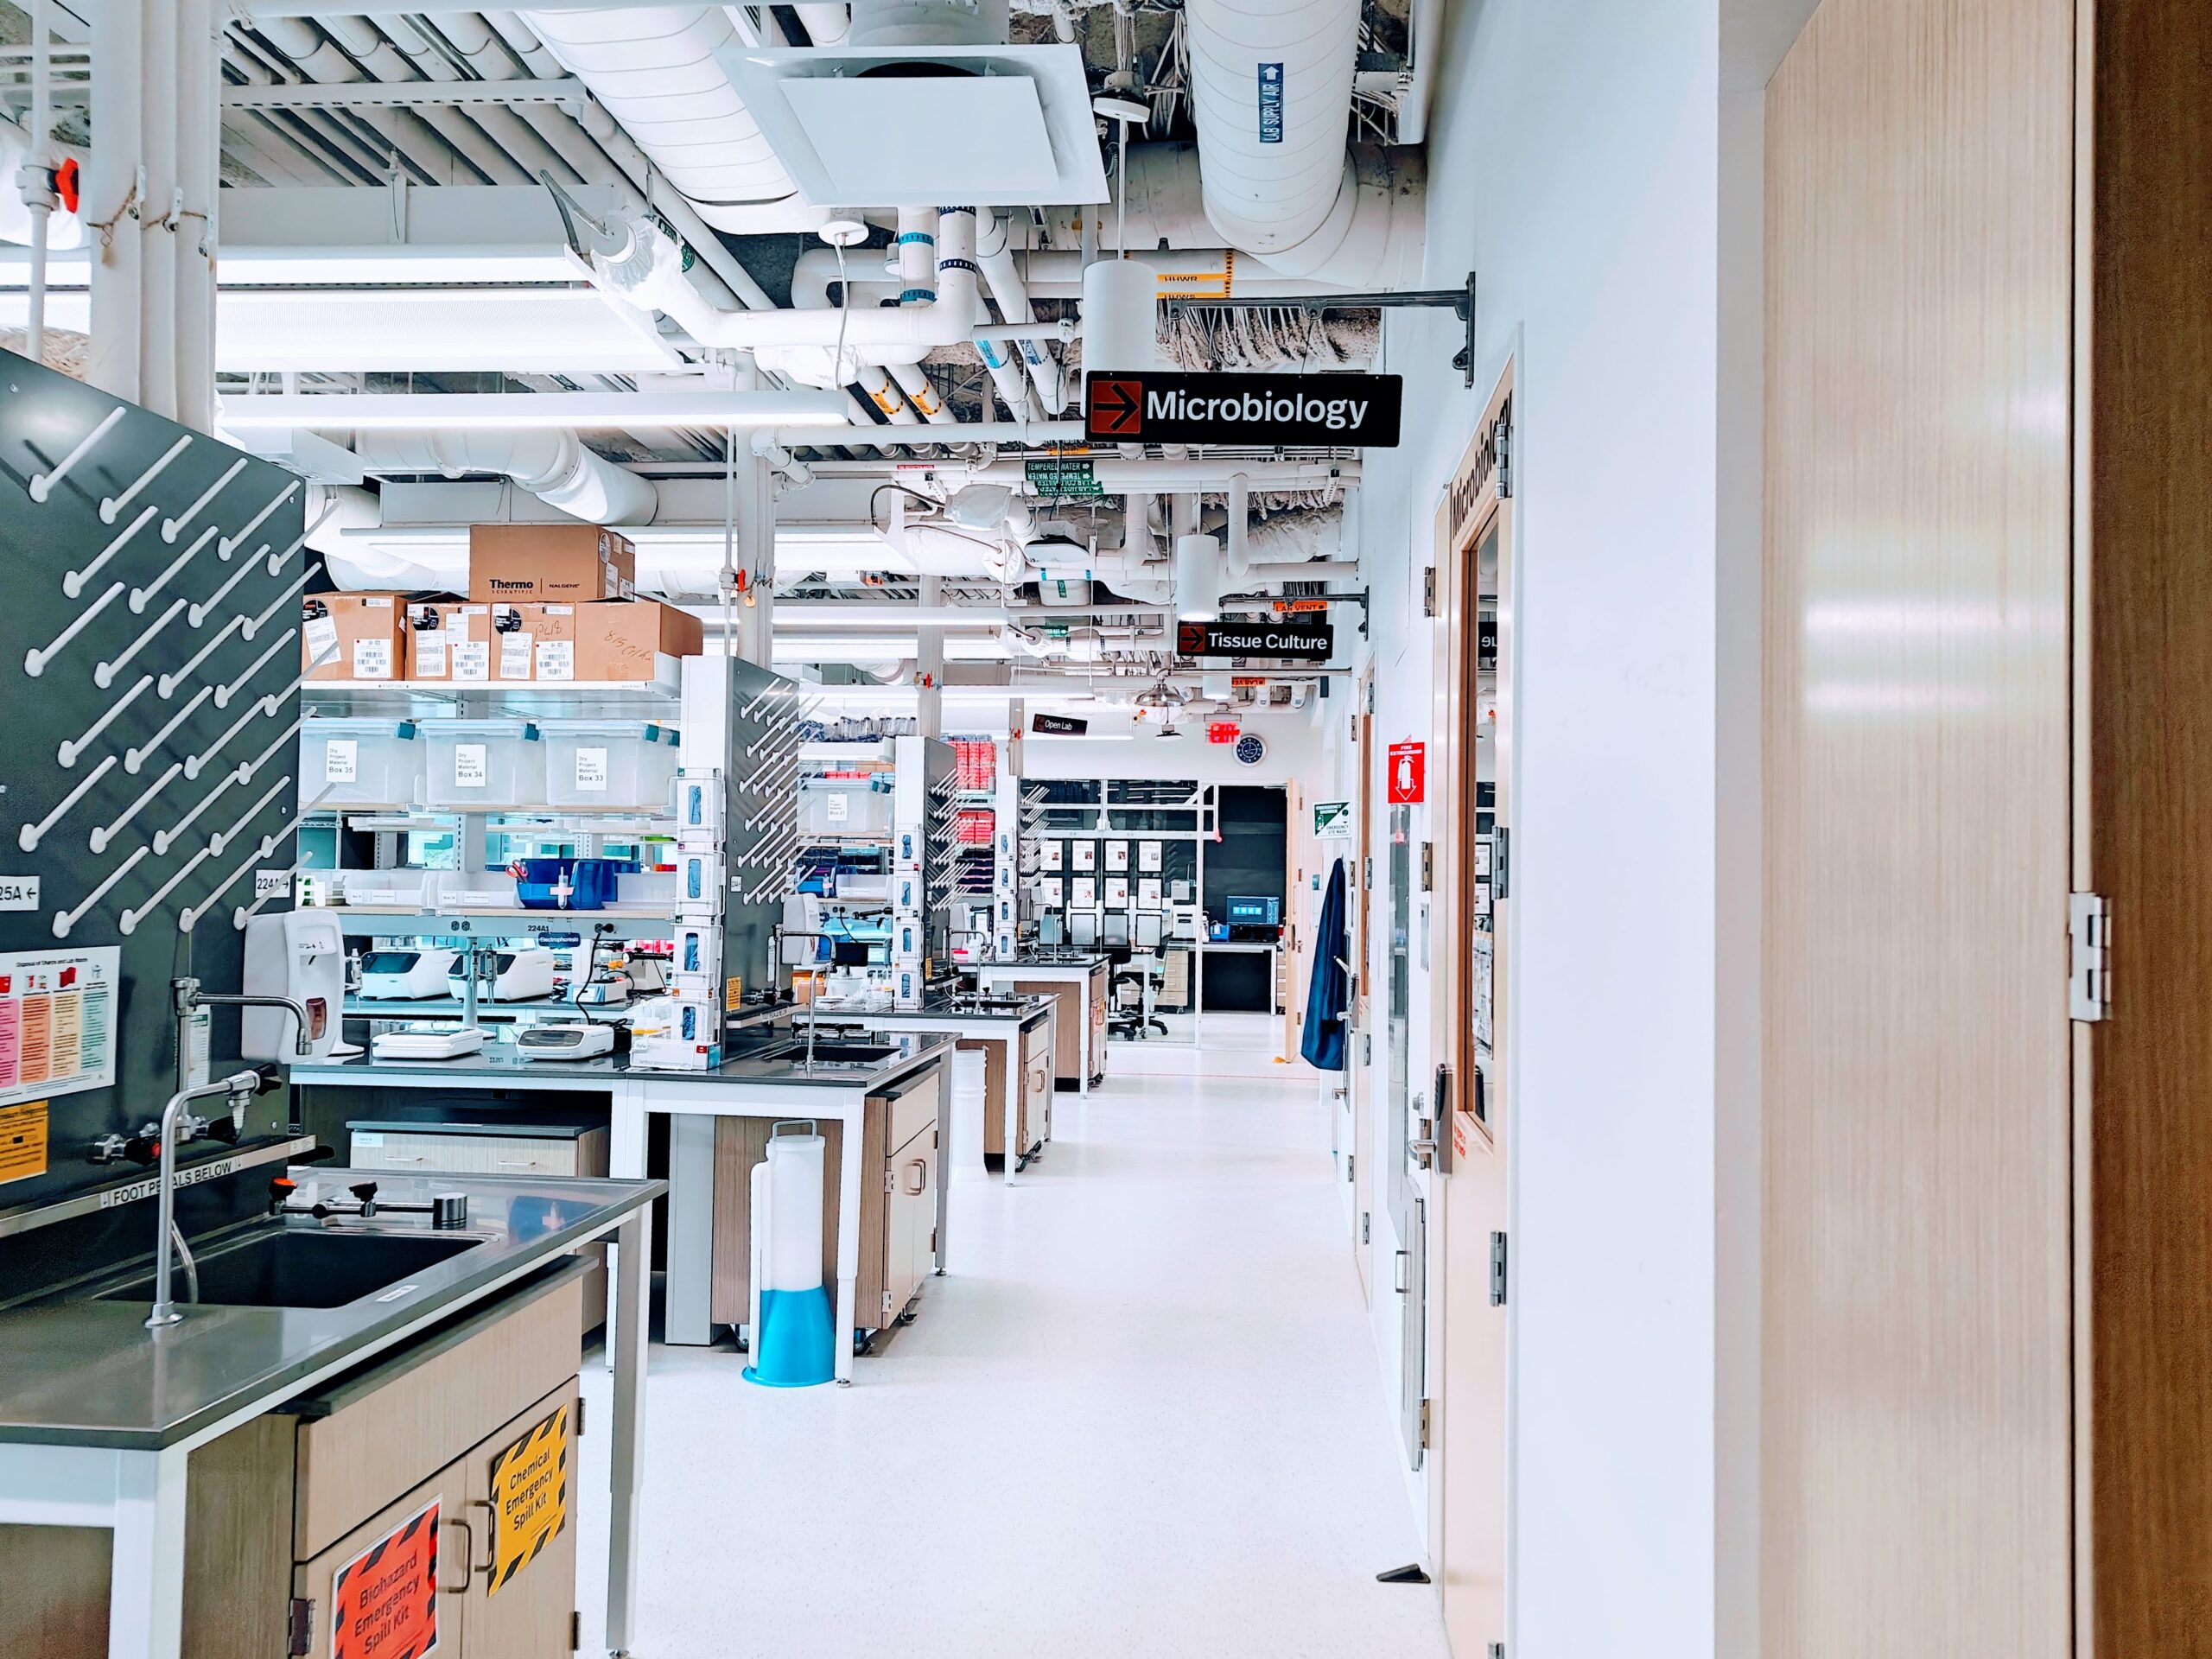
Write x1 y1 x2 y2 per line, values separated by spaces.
1087 371 1402 448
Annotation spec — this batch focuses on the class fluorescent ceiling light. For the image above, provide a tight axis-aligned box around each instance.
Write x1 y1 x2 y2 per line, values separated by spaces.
218 391 853 431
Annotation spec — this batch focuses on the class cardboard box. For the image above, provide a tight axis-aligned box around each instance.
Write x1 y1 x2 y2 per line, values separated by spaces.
524 600 703 683
404 601 531 682
469 524 636 604
302 592 406 682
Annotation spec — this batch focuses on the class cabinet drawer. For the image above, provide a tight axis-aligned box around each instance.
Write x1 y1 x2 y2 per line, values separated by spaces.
350 1129 586 1177
292 1270 584 1561
880 1068 941 1154
1022 1022 1052 1066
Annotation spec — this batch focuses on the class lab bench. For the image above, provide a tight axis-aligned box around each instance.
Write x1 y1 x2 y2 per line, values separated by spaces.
972 955 1111 1094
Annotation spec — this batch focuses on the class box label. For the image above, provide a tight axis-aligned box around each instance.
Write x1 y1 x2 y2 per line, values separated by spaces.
534 639 574 682
450 640 490 682
575 747 609 792
0 875 39 912
351 638 392 680
825 792 849 823
327 1498 441 1659
453 743 489 790
498 632 533 681
0 1100 48 1185
487 1402 570 1596
323 738 359 785
303 613 340 668
413 634 448 678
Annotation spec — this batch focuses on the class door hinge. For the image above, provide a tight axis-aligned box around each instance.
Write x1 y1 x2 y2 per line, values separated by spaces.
1489 1231 1509 1306
575 1395 584 1437
1364 1031 1373 1065
1362 1211 1370 1244
1419 1397 1433 1448
884 1168 895 1193
1366 677 1376 714
1495 420 1513 499
1492 827 1510 899
1490 1645 1506 1659
1346 1152 1356 1183
2069 893 2109 1021
1421 842 1433 892
571 1611 582 1653
930 1226 938 1255
1422 567 1438 616
881 1289 895 1319
286 1599 314 1658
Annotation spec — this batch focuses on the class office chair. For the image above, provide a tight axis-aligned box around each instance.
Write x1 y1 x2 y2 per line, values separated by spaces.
1109 913 1171 1040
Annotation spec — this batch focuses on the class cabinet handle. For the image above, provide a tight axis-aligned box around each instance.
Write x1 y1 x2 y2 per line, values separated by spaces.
445 1516 475 1595
469 1500 498 1573
905 1159 926 1195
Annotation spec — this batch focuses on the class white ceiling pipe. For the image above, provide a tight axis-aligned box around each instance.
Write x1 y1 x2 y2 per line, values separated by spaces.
976 208 1065 413
791 3 849 44
219 39 443 184
758 418 1084 452
353 428 660 524
1187 0 1357 254
966 456 1360 489
1396 0 1440 145
520 6 817 232
846 0 1008 48
1017 247 1359 301
1224 471 1251 577
224 391 850 428
362 11 588 189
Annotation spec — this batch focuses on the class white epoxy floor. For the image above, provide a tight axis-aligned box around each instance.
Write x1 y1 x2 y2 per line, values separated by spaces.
577 1015 1446 1658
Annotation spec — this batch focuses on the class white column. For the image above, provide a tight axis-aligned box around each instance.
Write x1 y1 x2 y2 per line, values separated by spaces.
174 0 219 433
86 0 143 400
135 0 177 419
917 573 944 737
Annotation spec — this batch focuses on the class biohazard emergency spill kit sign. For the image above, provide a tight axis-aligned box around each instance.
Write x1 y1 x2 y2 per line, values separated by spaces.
329 1499 440 1659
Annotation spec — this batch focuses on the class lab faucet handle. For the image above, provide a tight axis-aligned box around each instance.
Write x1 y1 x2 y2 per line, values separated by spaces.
269 1176 298 1216
349 1181 379 1216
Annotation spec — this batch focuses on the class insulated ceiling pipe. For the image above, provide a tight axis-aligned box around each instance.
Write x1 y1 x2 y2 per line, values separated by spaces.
521 7 817 233
351 429 659 525
977 208 1065 414
791 3 849 44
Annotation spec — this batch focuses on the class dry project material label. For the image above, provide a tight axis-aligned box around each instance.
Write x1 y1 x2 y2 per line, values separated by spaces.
487 1402 570 1596
329 1498 441 1659
0 946 118 1109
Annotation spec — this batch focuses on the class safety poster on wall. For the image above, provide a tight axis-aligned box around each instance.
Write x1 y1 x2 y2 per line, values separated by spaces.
0 946 119 1110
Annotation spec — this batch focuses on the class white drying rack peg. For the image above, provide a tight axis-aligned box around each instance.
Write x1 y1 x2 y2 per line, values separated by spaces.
268 500 339 570
207 768 293 860
90 761 181 855
213 629 297 709
24 580 124 677
183 787 329 933
183 692 280 782
96 597 188 690
126 685 213 773
219 480 299 560
121 842 214 937
153 765 241 856
162 457 247 543
131 524 220 613
19 753 116 851
53 845 150 939
188 537 276 627
60 675 152 766
157 613 243 700
29 406 125 505
241 561 318 642
99 434 192 525
65 504 157 599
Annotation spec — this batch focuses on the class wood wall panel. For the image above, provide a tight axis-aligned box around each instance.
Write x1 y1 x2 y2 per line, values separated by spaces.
2084 4 2212 1655
1762 0 2075 1653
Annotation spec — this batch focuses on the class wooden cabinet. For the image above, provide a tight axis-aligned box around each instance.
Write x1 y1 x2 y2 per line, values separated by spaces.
708 1064 944 1334
349 1121 609 1335
1014 978 1088 1088
454 1383 582 1659
965 1030 1046 1161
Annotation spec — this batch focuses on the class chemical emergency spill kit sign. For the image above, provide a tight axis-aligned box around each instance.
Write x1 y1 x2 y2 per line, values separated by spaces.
1176 619 1336 662
1086 371 1402 447
329 1498 441 1659
487 1401 571 1596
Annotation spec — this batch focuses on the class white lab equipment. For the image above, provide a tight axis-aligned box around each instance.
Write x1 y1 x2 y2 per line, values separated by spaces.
242 910 346 1059
744 1122 836 1388
358 949 460 1000
448 946 558 1002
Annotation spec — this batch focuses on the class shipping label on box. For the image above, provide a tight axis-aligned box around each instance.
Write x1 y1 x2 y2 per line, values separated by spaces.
302 594 406 683
527 603 577 682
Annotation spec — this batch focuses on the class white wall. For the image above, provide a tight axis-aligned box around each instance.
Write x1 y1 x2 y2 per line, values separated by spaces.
1354 2 1734 1655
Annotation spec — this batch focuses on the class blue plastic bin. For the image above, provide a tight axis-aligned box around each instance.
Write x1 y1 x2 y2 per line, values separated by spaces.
513 856 638 910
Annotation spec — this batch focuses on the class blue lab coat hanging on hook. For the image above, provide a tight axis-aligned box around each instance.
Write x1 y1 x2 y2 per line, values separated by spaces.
1301 858 1350 1071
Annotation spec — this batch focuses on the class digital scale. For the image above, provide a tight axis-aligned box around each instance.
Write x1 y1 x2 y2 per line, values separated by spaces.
370 1024 487 1061
517 1022 618 1060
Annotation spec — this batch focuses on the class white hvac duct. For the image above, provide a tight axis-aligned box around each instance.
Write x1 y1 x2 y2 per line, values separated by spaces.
1174 534 1224 622
1187 0 1357 255
521 7 814 233
846 0 1009 49
352 429 659 525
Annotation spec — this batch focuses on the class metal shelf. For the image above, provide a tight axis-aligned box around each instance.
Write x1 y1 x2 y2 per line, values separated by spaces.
302 657 684 719
327 906 679 942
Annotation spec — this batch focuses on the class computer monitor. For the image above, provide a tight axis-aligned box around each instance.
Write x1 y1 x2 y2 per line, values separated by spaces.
1103 912 1130 947
1069 912 1099 947
1134 912 1163 948
1226 894 1281 926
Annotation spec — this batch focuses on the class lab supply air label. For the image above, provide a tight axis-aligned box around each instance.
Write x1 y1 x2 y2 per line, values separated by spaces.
0 946 119 1109
488 1402 570 1595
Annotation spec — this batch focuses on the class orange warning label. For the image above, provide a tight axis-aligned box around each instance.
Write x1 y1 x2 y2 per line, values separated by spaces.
0 1101 46 1185
329 1499 440 1659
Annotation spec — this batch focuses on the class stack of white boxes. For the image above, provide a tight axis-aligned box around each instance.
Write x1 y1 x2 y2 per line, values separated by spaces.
891 735 928 1009
636 766 725 1069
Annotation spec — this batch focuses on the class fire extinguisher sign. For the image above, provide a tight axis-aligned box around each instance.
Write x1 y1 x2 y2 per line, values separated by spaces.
1388 741 1427 804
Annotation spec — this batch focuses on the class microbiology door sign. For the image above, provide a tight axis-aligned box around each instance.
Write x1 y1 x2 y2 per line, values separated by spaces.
1086 370 1402 447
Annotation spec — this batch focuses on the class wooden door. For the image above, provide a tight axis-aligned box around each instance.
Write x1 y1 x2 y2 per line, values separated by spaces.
458 1383 580 1659
1429 371 1514 1653
2079 5 2212 1654
295 1466 468 1659
1764 0 2075 1652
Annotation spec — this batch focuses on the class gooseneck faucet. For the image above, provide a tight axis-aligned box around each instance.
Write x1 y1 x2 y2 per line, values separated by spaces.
172 975 314 1086
145 1071 264 1328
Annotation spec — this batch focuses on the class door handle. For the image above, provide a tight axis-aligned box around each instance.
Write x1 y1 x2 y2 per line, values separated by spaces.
468 1499 498 1575
444 1515 475 1596
905 1158 926 1195
1394 1249 1409 1295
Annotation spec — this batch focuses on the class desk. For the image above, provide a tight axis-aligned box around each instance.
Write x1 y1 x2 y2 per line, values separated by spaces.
1197 940 1282 1013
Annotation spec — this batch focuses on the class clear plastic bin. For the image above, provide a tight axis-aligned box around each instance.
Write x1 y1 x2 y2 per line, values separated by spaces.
423 721 546 810
799 774 893 837
300 718 423 809
543 721 681 810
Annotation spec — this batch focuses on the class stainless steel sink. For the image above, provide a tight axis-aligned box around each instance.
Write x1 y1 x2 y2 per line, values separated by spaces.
99 1228 481 1310
773 1040 899 1065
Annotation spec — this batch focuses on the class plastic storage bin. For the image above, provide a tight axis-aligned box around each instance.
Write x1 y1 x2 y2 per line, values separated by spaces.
543 721 681 810
424 721 546 810
799 773 893 837
512 856 639 910
300 719 422 809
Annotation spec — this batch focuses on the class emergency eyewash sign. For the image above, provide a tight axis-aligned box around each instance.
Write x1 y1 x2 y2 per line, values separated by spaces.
1087 371 1403 447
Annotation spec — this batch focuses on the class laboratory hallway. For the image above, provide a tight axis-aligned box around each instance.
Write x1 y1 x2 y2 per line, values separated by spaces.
576 1014 1448 1659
